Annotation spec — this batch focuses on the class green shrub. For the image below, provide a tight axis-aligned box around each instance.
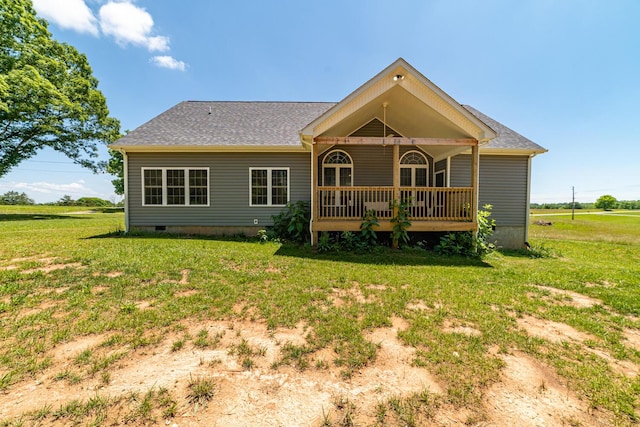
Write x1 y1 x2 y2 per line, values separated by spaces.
435 205 496 258
270 201 310 243
317 231 333 253
390 199 411 248
360 209 379 247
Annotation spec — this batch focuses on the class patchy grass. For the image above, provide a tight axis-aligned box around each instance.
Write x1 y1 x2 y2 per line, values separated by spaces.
0 206 639 425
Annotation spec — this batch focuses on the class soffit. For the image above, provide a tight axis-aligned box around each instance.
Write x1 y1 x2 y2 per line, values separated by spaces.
302 59 496 142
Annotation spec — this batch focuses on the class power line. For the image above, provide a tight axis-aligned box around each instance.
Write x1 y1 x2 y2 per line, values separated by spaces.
4 169 99 174
23 160 77 164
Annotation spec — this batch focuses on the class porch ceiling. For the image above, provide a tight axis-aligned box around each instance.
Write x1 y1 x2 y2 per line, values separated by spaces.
301 59 497 150
315 86 476 160
318 85 472 140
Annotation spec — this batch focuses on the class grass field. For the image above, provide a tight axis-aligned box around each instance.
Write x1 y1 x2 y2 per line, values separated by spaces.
0 206 639 426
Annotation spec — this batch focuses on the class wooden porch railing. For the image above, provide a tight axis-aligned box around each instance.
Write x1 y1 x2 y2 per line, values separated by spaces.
316 187 473 221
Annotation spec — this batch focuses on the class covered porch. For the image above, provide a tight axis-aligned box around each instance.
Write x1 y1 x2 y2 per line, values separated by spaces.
310 137 480 239
299 59 496 245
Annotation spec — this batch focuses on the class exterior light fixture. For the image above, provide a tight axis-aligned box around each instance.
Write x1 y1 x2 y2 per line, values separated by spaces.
393 74 405 81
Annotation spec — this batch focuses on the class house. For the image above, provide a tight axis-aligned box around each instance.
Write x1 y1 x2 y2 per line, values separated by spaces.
110 58 547 249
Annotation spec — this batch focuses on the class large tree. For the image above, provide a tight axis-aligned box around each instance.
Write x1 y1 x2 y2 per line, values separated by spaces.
107 148 124 196
0 0 120 177
595 194 617 211
0 190 34 205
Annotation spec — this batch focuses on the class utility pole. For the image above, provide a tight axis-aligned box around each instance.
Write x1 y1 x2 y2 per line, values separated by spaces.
572 186 575 220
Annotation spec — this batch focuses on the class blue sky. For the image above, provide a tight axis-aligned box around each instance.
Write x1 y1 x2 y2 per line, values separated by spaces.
2 0 639 204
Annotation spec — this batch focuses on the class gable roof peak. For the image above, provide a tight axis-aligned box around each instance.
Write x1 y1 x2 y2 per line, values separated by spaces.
301 58 497 142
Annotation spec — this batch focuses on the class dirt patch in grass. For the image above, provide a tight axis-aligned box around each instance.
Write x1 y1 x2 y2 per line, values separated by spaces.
442 319 482 337
0 313 626 426
533 285 603 308
91 285 108 294
364 283 388 291
135 300 153 310
329 286 377 307
161 269 191 285
92 271 123 278
406 299 430 311
0 318 441 425
51 334 109 361
587 348 639 378
485 352 610 426
16 301 58 319
265 264 281 274
517 315 640 380
585 280 617 288
22 261 83 274
7 254 52 263
517 314 597 345
623 328 640 352
175 289 199 298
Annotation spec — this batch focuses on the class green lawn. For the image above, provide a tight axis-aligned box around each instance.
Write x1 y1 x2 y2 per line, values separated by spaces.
1 206 639 425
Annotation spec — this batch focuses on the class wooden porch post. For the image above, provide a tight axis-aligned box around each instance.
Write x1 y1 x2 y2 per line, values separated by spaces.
471 142 479 226
311 142 319 246
392 144 400 248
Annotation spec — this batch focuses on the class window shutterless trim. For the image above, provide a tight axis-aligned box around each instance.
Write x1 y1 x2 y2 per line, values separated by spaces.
141 167 210 207
322 149 354 186
249 167 290 207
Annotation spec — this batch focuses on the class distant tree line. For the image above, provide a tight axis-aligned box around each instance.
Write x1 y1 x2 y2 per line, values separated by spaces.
0 191 120 207
531 195 640 210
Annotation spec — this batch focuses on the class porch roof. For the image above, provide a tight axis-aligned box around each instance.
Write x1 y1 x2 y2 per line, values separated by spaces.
299 58 498 146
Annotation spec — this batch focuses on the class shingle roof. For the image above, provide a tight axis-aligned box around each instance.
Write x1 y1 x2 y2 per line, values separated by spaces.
463 105 547 153
115 101 336 147
113 100 545 153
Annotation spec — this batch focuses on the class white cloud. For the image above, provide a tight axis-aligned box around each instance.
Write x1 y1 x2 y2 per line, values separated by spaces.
3 181 97 196
150 55 187 71
33 0 185 71
99 1 169 52
32 0 99 36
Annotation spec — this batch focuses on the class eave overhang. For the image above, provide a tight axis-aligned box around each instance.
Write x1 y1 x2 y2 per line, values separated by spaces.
108 144 309 153
468 147 549 156
300 58 497 144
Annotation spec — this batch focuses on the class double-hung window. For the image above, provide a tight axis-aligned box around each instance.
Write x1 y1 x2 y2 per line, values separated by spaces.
250 168 289 206
142 168 209 206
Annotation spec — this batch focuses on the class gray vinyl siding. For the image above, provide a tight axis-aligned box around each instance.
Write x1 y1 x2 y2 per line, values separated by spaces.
318 145 393 186
317 146 433 187
450 154 529 227
450 155 472 187
479 155 529 226
128 152 310 227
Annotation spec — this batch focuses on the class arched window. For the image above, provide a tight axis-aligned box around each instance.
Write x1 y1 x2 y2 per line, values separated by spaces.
400 151 428 187
323 150 353 187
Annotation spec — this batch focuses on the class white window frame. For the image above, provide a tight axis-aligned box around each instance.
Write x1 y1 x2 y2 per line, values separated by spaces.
322 149 354 187
400 150 429 187
249 167 290 207
141 167 210 207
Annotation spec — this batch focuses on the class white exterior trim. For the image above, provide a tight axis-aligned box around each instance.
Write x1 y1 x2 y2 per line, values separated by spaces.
141 167 210 207
248 167 290 207
121 149 130 232
321 149 354 186
112 145 308 153
399 150 429 187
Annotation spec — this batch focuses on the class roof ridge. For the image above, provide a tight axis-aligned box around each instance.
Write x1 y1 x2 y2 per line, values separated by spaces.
183 100 337 104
